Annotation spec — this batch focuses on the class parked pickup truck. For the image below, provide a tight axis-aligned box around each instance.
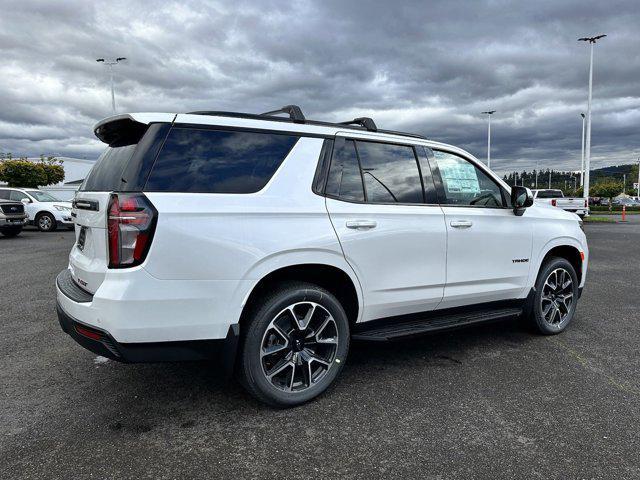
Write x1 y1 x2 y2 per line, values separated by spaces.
0 200 28 237
532 189 588 218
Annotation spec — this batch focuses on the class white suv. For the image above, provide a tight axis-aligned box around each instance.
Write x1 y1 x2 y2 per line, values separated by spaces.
56 106 588 407
0 188 73 231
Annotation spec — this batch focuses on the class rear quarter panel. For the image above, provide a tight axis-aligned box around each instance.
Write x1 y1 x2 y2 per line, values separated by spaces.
143 137 362 325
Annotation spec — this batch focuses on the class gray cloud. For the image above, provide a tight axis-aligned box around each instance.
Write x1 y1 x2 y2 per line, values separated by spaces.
0 0 638 174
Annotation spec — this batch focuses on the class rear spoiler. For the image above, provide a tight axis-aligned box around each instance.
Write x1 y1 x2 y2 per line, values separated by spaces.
93 113 176 145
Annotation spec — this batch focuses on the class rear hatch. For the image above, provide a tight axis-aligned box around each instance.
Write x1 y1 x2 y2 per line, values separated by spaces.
69 115 172 294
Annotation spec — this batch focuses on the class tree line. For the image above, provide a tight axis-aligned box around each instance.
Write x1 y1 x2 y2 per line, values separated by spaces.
502 164 640 198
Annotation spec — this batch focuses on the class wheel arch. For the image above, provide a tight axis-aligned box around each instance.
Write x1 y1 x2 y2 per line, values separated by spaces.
35 209 56 219
239 262 363 332
535 239 584 285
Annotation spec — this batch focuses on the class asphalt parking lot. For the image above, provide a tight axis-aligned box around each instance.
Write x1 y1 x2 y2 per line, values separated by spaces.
1 220 639 479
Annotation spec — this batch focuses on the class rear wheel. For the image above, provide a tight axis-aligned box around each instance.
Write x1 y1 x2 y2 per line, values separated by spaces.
238 282 350 407
528 257 579 334
36 212 57 232
0 226 22 237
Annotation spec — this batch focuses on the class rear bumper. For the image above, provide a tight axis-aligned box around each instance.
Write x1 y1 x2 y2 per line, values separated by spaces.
57 300 239 367
56 268 240 369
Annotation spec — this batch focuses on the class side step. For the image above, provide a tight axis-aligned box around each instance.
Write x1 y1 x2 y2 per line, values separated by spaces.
352 307 523 342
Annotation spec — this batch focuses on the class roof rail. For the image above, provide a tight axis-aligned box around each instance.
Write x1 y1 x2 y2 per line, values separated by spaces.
339 117 377 132
260 105 306 123
183 107 427 140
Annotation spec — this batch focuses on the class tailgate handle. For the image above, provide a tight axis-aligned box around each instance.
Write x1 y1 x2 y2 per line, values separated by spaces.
73 199 99 211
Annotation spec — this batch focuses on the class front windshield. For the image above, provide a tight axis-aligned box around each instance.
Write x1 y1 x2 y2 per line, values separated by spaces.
26 191 59 202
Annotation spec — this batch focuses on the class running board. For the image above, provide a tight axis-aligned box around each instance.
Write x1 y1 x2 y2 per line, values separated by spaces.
352 307 523 342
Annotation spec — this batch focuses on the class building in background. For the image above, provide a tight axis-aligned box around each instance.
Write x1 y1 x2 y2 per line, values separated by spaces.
40 157 94 200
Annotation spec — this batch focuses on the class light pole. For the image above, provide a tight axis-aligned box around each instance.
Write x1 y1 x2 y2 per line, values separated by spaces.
578 34 606 201
535 161 539 189
637 158 640 198
482 110 496 168
548 170 552 189
580 113 586 186
96 57 127 114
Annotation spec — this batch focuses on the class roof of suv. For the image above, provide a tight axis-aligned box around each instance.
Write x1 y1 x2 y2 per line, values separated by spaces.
93 105 431 145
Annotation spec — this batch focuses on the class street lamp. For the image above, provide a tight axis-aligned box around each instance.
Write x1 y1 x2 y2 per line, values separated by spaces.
578 34 606 200
96 57 127 114
481 110 496 168
580 113 586 186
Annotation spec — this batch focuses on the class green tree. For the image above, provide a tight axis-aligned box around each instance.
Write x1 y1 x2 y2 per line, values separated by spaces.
0 155 64 188
591 180 623 211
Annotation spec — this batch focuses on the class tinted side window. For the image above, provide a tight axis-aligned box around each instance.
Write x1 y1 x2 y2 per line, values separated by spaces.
0 190 10 199
145 128 299 193
431 150 504 207
325 139 365 201
356 141 423 204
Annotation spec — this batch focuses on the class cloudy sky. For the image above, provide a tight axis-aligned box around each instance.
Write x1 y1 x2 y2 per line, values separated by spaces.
0 0 638 174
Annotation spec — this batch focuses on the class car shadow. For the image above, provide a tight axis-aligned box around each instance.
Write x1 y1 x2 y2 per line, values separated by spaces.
79 316 536 423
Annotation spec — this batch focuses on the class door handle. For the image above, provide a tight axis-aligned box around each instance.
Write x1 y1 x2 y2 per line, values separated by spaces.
346 220 377 230
450 220 473 228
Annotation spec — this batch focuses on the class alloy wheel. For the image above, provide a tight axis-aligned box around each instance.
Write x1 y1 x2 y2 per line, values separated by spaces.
39 215 52 230
540 268 574 326
260 301 338 393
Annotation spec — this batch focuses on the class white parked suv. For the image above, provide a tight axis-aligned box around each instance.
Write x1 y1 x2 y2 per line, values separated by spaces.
56 106 588 407
0 187 73 231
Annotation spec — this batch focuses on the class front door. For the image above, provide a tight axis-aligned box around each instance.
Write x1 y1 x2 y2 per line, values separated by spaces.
324 136 447 322
428 149 533 309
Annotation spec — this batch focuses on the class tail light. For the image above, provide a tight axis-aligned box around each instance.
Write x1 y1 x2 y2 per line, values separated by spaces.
551 199 557 207
107 193 157 268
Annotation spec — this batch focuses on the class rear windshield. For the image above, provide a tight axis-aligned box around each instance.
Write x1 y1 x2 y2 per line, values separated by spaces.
536 190 563 198
144 128 299 194
80 145 137 192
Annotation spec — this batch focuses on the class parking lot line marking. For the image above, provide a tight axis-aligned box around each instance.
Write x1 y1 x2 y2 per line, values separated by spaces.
550 337 640 397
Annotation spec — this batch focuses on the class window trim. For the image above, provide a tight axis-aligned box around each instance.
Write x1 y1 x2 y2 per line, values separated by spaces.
311 139 335 195
428 148 511 209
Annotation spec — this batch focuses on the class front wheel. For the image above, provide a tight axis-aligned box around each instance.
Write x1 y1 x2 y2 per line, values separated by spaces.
528 257 579 335
238 282 350 407
36 212 57 232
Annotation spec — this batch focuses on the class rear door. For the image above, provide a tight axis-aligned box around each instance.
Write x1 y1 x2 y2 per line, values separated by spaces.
324 136 447 322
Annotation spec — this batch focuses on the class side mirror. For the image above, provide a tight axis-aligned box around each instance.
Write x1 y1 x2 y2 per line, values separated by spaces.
21 198 31 204
511 186 533 216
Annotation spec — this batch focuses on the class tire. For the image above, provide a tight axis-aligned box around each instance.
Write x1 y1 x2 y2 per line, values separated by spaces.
237 281 350 407
0 226 22 237
527 257 579 335
36 212 57 232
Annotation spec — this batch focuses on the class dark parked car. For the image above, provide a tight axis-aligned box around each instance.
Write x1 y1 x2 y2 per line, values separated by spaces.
0 200 28 237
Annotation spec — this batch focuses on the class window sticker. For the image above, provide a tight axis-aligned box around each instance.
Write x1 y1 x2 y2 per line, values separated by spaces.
437 156 480 194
